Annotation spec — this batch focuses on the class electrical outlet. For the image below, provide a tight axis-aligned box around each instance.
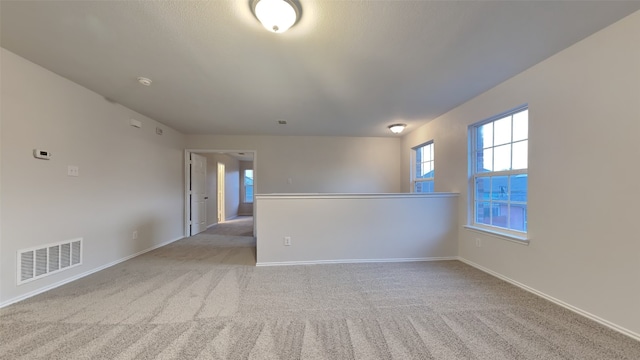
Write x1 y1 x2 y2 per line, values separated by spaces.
67 165 79 177
475 238 482 247
284 236 291 246
133 231 138 240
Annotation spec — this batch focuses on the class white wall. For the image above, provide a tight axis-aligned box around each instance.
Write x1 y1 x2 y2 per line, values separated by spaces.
0 48 186 305
223 157 240 220
187 135 401 194
202 153 240 226
256 194 458 265
401 12 640 337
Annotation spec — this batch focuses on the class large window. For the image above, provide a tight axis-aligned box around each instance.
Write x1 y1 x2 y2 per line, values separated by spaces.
243 169 254 203
413 141 434 193
471 106 528 234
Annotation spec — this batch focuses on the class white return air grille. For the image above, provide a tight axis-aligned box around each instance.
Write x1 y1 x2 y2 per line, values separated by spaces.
18 238 82 284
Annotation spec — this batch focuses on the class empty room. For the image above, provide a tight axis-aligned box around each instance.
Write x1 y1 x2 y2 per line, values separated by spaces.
1 1 639 359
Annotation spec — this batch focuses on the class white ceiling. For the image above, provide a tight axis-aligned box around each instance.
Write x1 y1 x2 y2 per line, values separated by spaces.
2 1 638 137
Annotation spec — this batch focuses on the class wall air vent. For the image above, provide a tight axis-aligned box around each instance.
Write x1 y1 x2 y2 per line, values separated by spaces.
18 238 82 285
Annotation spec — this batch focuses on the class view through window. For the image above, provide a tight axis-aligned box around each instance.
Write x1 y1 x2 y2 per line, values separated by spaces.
244 169 254 203
472 107 528 233
413 142 434 193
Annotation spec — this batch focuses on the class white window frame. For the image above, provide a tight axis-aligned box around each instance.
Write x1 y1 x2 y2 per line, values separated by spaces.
412 141 435 193
468 105 529 241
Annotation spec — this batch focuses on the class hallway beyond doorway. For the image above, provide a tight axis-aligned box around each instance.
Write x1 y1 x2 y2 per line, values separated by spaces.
205 216 253 237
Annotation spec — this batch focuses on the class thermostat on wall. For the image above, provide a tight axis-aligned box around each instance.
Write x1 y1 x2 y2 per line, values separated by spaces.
33 149 52 160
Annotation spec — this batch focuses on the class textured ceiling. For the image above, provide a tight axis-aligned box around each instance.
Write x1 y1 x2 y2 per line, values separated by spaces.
2 1 639 137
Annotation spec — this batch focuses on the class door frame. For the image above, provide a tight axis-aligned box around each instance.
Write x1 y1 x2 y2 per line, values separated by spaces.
184 149 257 238
217 162 225 224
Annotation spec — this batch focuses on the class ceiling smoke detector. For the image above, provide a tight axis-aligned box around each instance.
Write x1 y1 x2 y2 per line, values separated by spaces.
137 77 152 86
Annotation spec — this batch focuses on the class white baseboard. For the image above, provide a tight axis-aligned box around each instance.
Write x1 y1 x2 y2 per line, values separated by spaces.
457 257 640 342
256 256 458 267
0 236 184 309
206 223 217 229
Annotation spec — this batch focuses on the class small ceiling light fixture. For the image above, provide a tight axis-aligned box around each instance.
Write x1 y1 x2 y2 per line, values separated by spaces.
252 0 301 33
137 77 152 86
388 123 407 134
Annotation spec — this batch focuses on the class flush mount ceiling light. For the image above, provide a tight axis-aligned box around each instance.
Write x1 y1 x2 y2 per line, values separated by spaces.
388 124 407 134
137 77 152 86
251 0 301 33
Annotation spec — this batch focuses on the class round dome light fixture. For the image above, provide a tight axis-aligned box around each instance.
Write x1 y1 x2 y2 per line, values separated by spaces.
388 123 407 134
252 0 300 33
137 77 152 86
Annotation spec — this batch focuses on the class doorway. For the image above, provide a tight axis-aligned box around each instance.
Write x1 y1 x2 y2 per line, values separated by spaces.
184 150 257 238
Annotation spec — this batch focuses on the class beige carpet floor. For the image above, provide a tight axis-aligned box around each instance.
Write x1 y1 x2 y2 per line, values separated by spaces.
204 217 254 237
1 228 639 359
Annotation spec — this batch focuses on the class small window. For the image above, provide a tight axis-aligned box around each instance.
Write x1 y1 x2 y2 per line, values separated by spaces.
412 141 434 193
243 169 254 203
471 106 528 234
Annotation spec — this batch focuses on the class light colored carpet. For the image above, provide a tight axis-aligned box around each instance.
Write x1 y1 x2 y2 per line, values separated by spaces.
1 233 639 359
204 216 254 237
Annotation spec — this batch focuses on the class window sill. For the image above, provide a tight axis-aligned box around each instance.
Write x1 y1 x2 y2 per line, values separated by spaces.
463 225 530 245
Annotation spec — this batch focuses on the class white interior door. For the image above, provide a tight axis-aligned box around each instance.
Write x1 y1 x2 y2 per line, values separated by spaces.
217 162 225 223
190 153 207 235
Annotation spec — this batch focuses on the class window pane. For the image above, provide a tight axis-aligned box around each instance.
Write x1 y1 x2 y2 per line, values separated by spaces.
476 202 491 225
244 169 254 203
475 177 490 201
423 162 432 177
513 109 528 142
509 203 527 232
245 185 254 203
512 140 528 170
491 176 509 201
493 144 511 171
491 202 509 228
510 174 528 202
424 180 434 193
415 180 433 193
494 116 512 146
424 145 432 161
476 149 493 172
477 122 493 150
418 161 432 178
430 143 434 160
